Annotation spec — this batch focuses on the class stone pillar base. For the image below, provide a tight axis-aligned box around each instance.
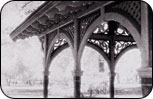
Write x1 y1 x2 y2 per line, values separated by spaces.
137 68 152 97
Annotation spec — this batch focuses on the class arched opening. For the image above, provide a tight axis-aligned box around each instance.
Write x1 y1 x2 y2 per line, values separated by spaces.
48 48 74 98
78 18 141 98
3 1 151 98
114 49 142 98
46 33 74 69
81 46 110 98
104 12 141 49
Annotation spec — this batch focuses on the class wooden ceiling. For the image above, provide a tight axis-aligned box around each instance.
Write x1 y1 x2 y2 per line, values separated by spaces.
10 1 112 41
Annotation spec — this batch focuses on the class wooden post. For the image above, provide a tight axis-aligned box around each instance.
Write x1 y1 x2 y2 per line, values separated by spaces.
137 2 152 97
108 21 119 98
43 74 49 98
43 35 50 98
72 70 83 98
109 72 116 98
74 76 81 98
73 18 83 98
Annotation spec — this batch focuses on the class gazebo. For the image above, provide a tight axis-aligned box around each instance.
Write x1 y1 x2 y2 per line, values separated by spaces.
10 1 152 98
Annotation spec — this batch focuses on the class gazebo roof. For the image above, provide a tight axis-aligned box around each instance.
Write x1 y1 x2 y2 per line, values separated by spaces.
10 1 113 41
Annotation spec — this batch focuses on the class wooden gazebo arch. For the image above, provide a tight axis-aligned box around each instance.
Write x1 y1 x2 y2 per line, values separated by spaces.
10 1 152 98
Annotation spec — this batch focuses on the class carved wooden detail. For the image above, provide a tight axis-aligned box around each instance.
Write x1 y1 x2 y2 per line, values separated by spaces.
114 41 136 57
60 22 74 42
79 10 101 41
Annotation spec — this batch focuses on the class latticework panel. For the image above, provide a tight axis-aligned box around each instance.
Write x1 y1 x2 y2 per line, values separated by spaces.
105 1 141 28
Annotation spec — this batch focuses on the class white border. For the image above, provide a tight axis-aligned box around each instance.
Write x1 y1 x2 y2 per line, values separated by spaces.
0 0 152 99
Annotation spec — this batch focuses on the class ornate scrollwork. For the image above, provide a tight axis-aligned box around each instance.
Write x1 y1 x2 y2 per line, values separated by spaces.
88 39 109 57
79 10 101 40
50 38 68 55
116 1 140 25
114 41 136 57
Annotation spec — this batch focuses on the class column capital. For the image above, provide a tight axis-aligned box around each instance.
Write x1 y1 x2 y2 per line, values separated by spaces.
137 67 152 78
72 70 84 77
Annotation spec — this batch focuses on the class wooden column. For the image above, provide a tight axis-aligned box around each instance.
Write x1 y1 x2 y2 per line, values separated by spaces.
74 76 81 98
43 71 49 98
42 35 50 98
137 2 152 97
108 21 119 98
72 70 83 98
73 18 83 98
109 72 116 98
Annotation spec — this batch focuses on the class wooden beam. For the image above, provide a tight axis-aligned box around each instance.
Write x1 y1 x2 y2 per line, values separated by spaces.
115 35 134 42
90 34 110 40
90 34 135 42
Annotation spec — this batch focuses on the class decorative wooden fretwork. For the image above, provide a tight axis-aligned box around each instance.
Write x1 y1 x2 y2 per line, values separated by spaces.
50 38 68 56
79 10 101 41
114 41 136 57
60 22 74 41
89 20 136 60
88 39 110 57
